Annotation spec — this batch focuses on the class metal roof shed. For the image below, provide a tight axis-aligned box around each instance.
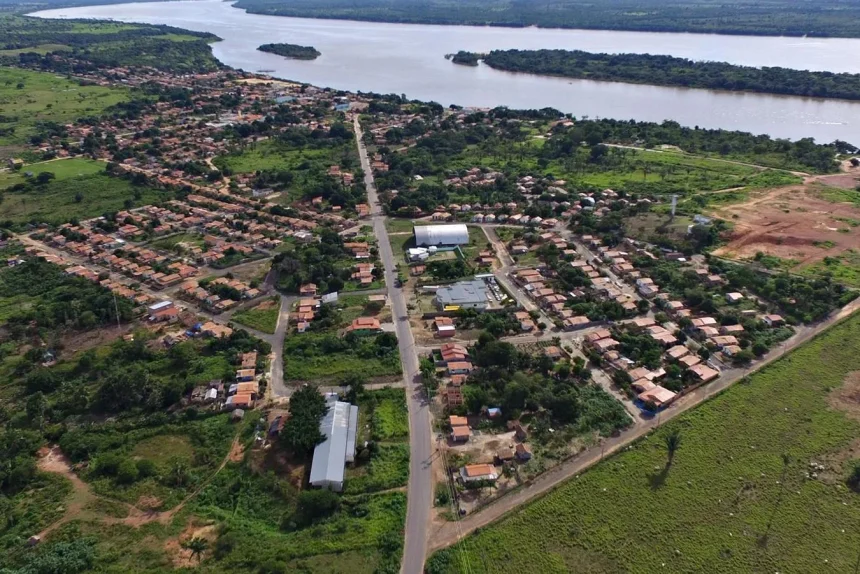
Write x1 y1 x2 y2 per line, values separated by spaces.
309 399 358 492
414 224 469 247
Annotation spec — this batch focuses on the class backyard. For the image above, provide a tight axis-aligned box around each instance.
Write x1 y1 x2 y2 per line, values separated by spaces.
428 311 860 573
231 297 281 334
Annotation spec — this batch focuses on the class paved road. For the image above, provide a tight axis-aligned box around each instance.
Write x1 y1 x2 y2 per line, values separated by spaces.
353 116 432 574
481 225 555 326
428 295 860 552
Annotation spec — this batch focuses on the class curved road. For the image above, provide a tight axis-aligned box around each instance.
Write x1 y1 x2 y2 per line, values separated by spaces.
353 117 432 574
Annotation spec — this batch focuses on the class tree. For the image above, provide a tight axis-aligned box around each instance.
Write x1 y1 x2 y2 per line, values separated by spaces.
35 171 56 185
26 391 48 431
182 536 209 563
341 373 366 403
116 458 140 484
282 385 328 455
291 489 340 527
847 460 860 492
664 429 682 467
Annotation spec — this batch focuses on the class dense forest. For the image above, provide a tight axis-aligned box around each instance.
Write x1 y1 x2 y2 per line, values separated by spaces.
258 42 320 60
232 0 860 38
453 49 860 101
0 16 222 73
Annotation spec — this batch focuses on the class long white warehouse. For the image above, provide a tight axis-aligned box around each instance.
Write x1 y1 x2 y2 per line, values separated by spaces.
413 224 469 247
309 397 358 492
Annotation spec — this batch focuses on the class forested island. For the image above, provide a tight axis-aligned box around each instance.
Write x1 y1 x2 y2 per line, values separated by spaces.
451 49 860 101
232 0 860 38
258 42 320 60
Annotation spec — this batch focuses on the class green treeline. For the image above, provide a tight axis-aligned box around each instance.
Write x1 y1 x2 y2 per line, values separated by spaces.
232 0 860 39
454 49 860 101
258 42 321 60
0 16 222 73
448 51 478 66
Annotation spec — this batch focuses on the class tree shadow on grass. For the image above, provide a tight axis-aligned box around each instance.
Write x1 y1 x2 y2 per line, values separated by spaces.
648 465 670 490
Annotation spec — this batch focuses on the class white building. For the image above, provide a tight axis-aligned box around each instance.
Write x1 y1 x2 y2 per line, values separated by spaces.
413 224 469 247
309 397 359 492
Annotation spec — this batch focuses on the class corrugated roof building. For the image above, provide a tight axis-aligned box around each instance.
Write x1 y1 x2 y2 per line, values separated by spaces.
414 224 469 247
309 397 359 492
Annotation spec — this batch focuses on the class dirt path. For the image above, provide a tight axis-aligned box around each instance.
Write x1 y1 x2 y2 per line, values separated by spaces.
35 433 243 537
35 447 99 539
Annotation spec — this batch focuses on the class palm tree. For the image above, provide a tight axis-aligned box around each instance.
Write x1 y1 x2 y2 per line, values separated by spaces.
664 429 682 467
182 537 209 563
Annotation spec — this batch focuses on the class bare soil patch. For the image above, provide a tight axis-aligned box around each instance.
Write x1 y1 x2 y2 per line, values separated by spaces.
60 323 135 355
828 371 860 422
164 520 219 568
711 184 860 266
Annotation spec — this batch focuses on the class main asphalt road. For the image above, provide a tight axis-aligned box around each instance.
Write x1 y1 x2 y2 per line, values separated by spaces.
353 117 432 574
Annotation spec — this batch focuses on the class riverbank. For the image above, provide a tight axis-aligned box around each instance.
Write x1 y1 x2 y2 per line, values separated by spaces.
231 0 860 39
453 48 860 102
28 0 860 143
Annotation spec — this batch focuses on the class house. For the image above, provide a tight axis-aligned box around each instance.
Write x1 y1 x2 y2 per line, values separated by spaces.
300 283 318 296
345 317 382 334
763 314 785 327
451 425 471 442
235 369 256 382
544 346 563 359
447 361 473 376
434 316 456 338
689 363 720 383
678 355 702 369
460 464 498 483
496 447 515 463
629 316 656 330
449 415 468 427
638 385 677 409
725 292 744 304
563 316 590 331
507 420 527 441
665 345 690 361
444 385 464 407
440 343 469 364
515 443 533 461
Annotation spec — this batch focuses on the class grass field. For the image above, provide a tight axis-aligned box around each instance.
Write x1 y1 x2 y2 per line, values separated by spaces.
232 297 280 334
428 312 860 574
0 157 106 187
0 67 128 157
214 138 357 203
345 389 410 495
0 172 171 225
442 141 800 198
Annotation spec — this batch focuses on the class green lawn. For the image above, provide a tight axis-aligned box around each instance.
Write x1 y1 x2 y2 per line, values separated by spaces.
0 67 128 156
0 157 106 187
428 312 860 574
232 297 281 334
0 172 172 225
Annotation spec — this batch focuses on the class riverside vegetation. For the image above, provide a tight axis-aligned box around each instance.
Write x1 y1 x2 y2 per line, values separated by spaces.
232 0 860 38
258 42 321 60
450 49 860 101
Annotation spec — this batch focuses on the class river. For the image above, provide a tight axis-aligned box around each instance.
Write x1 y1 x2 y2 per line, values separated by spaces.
31 0 860 143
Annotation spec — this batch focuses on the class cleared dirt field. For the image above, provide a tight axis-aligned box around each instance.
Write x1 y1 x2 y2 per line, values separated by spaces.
710 182 860 268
